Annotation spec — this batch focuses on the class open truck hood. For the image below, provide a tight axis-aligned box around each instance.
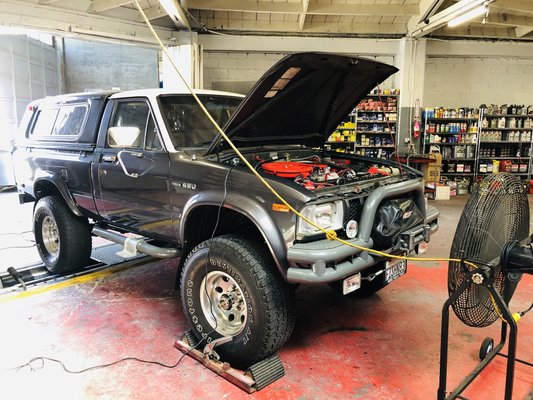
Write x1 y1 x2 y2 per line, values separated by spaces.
207 52 398 155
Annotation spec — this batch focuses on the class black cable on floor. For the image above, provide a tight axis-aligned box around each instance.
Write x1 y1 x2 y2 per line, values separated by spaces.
13 334 209 374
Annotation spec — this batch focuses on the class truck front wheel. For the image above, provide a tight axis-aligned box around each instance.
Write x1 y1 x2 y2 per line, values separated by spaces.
33 195 92 274
180 235 294 369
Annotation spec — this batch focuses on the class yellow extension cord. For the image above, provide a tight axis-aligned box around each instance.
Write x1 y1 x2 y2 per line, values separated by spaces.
133 1 508 321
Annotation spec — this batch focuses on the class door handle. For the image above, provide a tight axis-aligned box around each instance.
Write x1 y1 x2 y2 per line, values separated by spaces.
103 155 117 162
117 150 139 178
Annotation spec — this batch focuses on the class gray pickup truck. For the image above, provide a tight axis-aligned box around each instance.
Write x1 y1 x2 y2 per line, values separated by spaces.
13 52 438 368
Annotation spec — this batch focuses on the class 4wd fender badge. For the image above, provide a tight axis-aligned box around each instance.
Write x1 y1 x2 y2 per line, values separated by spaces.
172 181 197 190
403 210 413 219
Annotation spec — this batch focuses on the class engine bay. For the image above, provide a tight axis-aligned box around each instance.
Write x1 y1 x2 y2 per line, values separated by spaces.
255 154 402 191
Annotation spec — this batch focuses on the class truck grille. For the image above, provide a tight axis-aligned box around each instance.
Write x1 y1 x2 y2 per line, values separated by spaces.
346 198 363 222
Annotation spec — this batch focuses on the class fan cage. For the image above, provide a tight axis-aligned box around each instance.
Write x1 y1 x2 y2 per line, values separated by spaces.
448 173 529 328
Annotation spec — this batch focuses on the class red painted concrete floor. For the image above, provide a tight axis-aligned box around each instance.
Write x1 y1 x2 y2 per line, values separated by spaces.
0 196 532 400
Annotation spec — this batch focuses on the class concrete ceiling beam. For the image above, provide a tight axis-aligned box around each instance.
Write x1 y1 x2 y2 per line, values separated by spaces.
0 0 174 45
187 0 418 16
88 0 132 13
515 26 533 37
492 0 533 14
201 18 406 35
299 0 309 31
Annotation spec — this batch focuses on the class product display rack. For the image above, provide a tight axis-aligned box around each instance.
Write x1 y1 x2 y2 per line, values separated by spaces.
327 91 399 159
477 112 533 178
326 112 357 153
422 105 533 182
355 94 398 159
422 108 480 177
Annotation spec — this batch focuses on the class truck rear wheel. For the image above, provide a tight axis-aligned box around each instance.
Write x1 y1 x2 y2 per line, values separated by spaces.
180 235 294 369
33 195 92 274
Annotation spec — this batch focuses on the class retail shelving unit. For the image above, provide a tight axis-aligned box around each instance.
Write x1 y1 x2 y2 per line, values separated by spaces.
327 92 399 159
477 111 533 180
422 108 480 178
326 112 357 153
422 106 533 182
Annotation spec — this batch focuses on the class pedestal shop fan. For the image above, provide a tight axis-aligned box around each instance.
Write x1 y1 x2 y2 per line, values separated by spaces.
438 173 533 400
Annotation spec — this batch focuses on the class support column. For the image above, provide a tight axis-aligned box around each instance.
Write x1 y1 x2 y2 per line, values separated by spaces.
395 37 427 152
162 32 203 91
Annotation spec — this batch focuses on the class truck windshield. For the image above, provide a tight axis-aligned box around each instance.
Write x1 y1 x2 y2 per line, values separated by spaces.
158 94 242 148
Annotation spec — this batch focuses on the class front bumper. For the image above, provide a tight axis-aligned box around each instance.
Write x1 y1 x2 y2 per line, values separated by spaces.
285 184 440 284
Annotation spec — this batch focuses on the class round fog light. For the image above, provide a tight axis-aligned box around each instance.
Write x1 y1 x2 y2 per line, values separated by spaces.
345 220 358 239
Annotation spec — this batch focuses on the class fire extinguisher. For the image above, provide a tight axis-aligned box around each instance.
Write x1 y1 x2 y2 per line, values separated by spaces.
413 98 421 139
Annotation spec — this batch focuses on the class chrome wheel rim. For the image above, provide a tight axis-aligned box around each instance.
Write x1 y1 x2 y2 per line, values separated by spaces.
199 271 248 336
42 215 59 256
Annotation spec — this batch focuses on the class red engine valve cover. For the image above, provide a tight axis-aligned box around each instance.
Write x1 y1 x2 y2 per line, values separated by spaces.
262 162 327 178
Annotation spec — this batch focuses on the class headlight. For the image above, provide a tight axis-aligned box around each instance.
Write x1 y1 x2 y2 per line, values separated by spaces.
297 201 344 238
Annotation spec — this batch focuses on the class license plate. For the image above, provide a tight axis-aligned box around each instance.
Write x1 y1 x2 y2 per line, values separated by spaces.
342 273 361 295
384 258 407 284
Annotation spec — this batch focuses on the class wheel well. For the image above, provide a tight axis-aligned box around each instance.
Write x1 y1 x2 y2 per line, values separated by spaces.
33 180 82 217
173 205 274 290
183 206 264 253
34 180 61 200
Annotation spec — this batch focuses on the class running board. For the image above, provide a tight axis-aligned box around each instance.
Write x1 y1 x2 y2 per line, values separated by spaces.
92 226 180 259
175 332 285 393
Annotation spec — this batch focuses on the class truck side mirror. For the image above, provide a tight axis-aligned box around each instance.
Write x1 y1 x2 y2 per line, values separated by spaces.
108 127 141 148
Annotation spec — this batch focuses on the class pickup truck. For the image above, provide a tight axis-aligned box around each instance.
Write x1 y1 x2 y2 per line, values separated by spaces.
13 52 438 369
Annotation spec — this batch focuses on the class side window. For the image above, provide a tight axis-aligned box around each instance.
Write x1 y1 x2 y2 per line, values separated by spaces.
52 105 88 136
29 104 87 139
108 101 162 150
30 108 59 137
145 114 162 150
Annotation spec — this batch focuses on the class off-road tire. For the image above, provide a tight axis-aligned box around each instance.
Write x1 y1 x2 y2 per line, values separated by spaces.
180 235 295 369
33 195 92 274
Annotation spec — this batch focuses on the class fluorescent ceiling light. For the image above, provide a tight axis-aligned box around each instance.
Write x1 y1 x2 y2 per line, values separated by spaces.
159 0 180 17
448 4 488 27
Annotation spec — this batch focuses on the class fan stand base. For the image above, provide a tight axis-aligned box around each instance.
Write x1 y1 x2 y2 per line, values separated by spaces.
437 265 530 400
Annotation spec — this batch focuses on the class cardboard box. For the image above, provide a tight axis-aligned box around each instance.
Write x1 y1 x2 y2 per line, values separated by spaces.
435 184 450 200
420 153 442 183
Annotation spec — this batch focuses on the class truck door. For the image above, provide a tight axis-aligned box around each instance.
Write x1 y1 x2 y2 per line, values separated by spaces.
95 98 174 239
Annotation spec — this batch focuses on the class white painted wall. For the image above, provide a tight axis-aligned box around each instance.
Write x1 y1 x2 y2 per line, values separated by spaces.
423 40 533 108
0 35 59 135
0 35 59 185
192 34 401 94
162 43 203 91
203 50 396 95
203 52 285 94
424 56 533 107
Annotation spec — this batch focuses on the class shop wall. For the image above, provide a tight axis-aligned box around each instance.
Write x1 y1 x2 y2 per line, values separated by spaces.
63 38 159 92
0 35 59 186
0 35 59 133
203 52 285 94
423 39 533 109
199 35 399 95
203 50 396 95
